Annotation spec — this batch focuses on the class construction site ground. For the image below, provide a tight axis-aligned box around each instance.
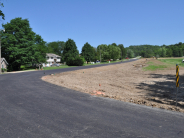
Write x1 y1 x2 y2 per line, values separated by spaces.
42 59 184 113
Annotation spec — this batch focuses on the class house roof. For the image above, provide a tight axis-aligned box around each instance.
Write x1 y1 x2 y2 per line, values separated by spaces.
46 53 61 58
1 58 9 65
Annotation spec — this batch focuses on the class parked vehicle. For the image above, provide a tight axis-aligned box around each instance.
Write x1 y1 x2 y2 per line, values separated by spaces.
126 57 129 59
51 63 60 67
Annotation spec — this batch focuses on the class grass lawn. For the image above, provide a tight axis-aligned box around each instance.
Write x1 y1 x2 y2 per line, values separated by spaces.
159 58 184 67
143 58 184 71
43 65 76 70
143 64 167 71
11 59 130 72
83 59 129 66
143 61 168 71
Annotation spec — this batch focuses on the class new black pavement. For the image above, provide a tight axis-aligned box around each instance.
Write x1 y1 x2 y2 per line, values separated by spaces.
0 59 184 138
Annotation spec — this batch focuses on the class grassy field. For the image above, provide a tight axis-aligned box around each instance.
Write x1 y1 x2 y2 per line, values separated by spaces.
143 58 184 71
17 59 129 71
159 58 184 67
43 65 77 70
83 59 128 66
143 61 168 71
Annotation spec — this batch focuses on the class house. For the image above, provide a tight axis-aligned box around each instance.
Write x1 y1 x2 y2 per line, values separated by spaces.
1 57 8 69
42 53 61 67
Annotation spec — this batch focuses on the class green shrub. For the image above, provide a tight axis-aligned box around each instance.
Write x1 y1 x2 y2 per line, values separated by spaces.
1 68 7 72
20 65 26 70
66 56 84 66
80 56 86 63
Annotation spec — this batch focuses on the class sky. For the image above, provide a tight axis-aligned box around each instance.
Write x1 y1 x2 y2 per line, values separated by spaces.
1 0 184 53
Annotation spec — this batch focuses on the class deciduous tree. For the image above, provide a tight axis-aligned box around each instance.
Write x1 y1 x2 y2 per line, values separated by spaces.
118 44 126 60
1 17 46 71
108 45 121 60
0 2 5 20
81 42 94 63
127 49 134 58
46 41 65 57
62 38 79 64
97 44 109 61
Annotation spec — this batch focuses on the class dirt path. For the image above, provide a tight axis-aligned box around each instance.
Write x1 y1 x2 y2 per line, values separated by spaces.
42 59 184 113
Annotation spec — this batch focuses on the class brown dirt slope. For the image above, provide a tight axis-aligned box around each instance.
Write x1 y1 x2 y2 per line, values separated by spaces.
42 59 184 113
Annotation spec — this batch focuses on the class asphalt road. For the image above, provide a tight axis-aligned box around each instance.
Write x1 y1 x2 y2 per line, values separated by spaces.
0 59 184 138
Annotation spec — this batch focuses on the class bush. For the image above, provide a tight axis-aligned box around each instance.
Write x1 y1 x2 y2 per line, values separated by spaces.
20 65 26 70
66 56 84 66
1 68 7 72
80 56 86 63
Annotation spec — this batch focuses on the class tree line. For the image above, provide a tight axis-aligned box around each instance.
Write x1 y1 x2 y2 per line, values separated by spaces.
1 17 127 71
126 42 184 58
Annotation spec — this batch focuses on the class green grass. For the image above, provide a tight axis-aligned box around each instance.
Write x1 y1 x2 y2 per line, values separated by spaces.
11 59 130 72
143 58 184 71
159 58 184 67
83 59 129 66
147 61 154 65
143 65 167 71
43 65 76 70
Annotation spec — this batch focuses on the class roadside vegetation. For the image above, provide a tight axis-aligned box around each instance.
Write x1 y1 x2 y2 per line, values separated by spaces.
126 42 184 58
143 60 168 71
1 17 127 72
159 58 184 67
143 58 184 71
1 3 183 72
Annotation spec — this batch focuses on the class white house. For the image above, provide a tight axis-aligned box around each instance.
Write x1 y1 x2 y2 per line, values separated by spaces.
43 53 61 67
1 57 8 69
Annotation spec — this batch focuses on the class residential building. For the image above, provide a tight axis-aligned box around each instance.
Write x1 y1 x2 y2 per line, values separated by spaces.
43 53 61 67
1 57 8 69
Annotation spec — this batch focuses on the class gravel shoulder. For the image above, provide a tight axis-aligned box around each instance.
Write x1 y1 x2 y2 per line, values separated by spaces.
42 59 184 113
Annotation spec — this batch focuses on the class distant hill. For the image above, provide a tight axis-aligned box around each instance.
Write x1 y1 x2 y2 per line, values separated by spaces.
126 42 184 58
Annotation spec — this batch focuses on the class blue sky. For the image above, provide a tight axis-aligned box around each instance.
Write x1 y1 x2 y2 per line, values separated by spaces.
1 0 184 52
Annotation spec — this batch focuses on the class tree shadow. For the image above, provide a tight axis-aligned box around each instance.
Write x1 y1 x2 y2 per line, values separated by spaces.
136 73 184 109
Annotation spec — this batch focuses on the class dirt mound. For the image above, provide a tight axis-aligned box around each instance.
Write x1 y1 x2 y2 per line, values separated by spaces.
42 59 184 113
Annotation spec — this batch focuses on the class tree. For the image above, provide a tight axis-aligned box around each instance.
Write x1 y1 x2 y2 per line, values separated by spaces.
179 48 183 57
127 49 134 58
0 2 5 20
97 44 109 61
118 44 125 60
33 34 47 65
166 49 173 57
92 47 99 62
46 41 65 57
81 42 94 63
161 47 166 57
108 45 121 60
1 17 42 71
111 43 117 47
62 38 79 64
123 47 127 58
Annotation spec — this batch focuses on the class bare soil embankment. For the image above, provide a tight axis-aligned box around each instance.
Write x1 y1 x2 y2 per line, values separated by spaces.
42 59 184 113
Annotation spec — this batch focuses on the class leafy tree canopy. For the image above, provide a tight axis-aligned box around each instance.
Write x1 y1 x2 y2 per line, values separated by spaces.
81 42 94 62
127 49 135 58
1 17 46 71
118 44 126 59
108 45 121 60
127 42 184 58
62 38 79 63
0 2 5 20
97 44 109 61
46 41 65 57
111 43 117 47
